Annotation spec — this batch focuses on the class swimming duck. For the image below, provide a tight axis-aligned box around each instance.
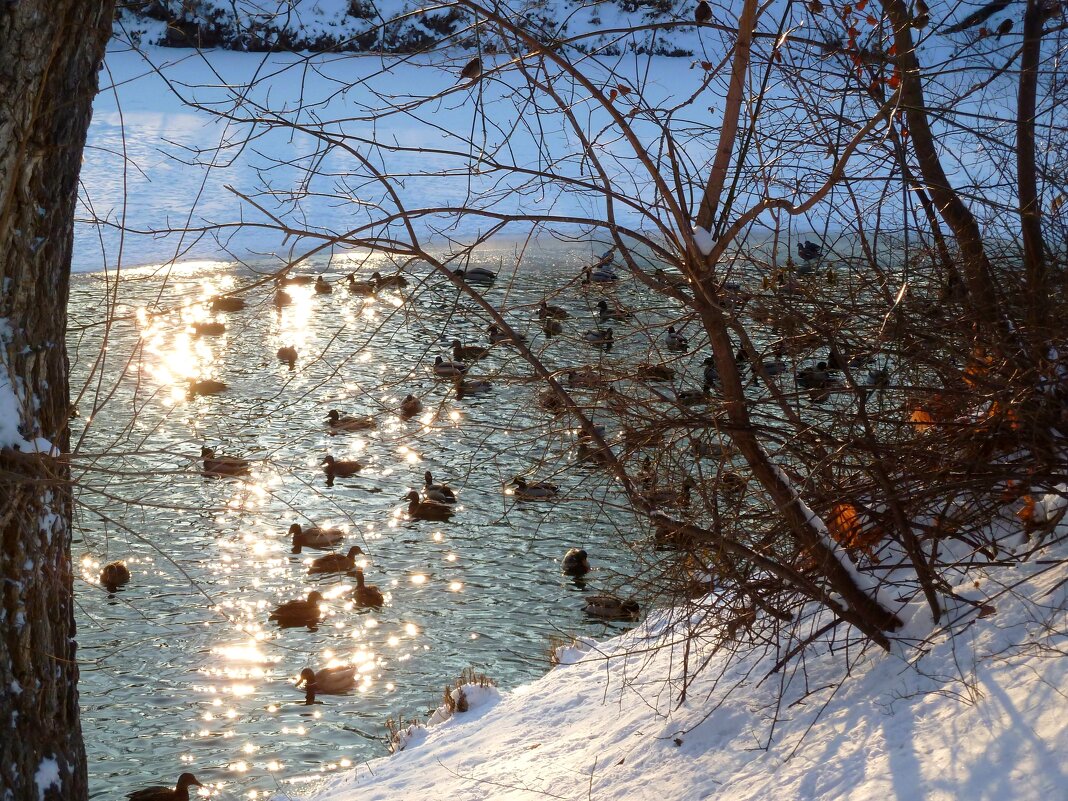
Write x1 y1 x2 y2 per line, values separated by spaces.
453 267 497 285
277 345 297 368
796 361 834 390
665 326 688 352
576 423 607 446
760 358 788 377
347 274 377 295
423 471 457 503
487 324 526 347
201 446 250 478
583 595 640 620
403 490 455 521
584 328 613 348
566 368 605 388
314 275 333 294
562 548 591 576
371 271 408 290
433 356 468 377
126 773 203 801
188 379 227 397
640 478 695 508
597 300 632 322
192 321 225 336
399 394 423 418
297 665 358 698
452 340 490 361
290 523 345 552
309 546 364 574
512 476 559 500
279 274 315 287
100 561 131 592
542 318 563 337
326 409 376 431
797 239 822 262
676 383 712 407
453 375 493 398
210 296 245 312
273 289 292 308
538 300 569 320
321 454 363 485
582 266 619 284
353 568 385 607
269 591 323 628
702 356 720 386
653 267 688 288
635 362 675 382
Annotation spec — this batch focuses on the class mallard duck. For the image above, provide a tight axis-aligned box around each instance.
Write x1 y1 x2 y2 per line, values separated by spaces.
269 591 323 628
487 324 526 347
635 362 674 382
702 356 720 386
542 318 563 337
210 296 245 312
100 561 130 592
584 328 613 348
273 289 292 308
347 274 377 295
433 356 468 377
582 266 619 284
423 471 457 503
201 446 250 477
796 362 834 390
192 321 225 336
308 546 364 574
538 300 569 319
371 270 408 290
640 478 695 509
188 379 227 397
562 548 590 576
290 523 345 552
797 239 822 262
399 394 423 418
353 568 385 607
279 274 315 287
326 409 376 431
676 384 712 407
597 300 632 322
583 595 640 620
453 267 497 285
665 326 688 352
512 476 559 500
566 368 605 388
453 375 493 398
314 276 333 294
653 267 688 288
277 345 297 368
452 340 490 361
760 358 788 376
403 490 455 521
297 665 358 697
321 454 363 485
126 773 203 801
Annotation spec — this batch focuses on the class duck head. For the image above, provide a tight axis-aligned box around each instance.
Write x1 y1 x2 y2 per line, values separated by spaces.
327 410 341 424
176 774 203 792
403 490 421 503
424 470 434 486
346 546 364 559
297 667 317 687
200 446 215 458
307 591 324 604
321 455 336 466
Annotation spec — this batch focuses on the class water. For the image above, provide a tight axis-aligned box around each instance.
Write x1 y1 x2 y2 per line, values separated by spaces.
69 246 702 799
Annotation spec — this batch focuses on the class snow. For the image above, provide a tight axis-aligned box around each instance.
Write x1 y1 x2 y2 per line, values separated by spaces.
692 225 715 256
301 543 1068 801
34 757 61 800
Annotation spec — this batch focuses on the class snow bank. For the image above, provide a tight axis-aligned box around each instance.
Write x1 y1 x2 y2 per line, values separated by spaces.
300 539 1068 801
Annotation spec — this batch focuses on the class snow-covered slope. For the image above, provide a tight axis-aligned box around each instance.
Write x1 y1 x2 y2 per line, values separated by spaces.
298 538 1068 801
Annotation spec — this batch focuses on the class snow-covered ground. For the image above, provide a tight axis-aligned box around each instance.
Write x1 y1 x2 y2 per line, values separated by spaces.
299 537 1068 801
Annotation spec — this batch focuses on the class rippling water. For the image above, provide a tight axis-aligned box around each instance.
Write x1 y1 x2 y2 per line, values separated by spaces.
69 246 708 799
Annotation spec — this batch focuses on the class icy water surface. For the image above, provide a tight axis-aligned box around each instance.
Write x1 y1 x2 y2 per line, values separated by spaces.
69 247 705 799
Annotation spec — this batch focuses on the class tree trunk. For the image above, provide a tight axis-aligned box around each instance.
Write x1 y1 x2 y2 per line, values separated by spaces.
0 2 114 798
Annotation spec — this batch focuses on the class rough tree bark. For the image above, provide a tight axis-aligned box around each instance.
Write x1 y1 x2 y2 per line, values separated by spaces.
1 1 114 798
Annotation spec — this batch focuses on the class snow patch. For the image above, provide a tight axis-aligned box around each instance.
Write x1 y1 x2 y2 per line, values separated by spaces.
34 757 60 800
692 225 715 256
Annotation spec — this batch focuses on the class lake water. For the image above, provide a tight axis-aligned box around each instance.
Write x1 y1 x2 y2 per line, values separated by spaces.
69 246 709 799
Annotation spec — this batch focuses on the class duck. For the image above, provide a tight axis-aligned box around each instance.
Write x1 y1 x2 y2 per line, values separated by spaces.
487 324 526 347
623 426 665 450
297 665 358 699
561 548 591 576
277 345 297 368
566 368 605 389
453 266 497 285
584 328 613 348
797 239 822 262
538 300 569 320
665 326 688 352
290 523 345 552
702 356 720 386
188 379 227 397
640 478 695 509
542 318 563 337
279 274 315 287
371 271 408 290
433 355 468 377
201 446 250 477
399 394 423 418
314 275 333 294
538 389 566 414
210 296 245 312
676 383 712 407
273 289 292 308
796 361 834 391
635 362 675 382
403 490 455 521
653 267 688 288
596 300 632 322
192 321 225 336
100 561 131 592
452 340 490 361
126 773 203 801
453 375 493 398
583 595 640 620
309 546 365 574
511 476 560 500
321 454 363 485
353 568 385 607
760 358 788 377
423 471 457 503
269 591 323 628
326 409 376 431
347 273 377 295
582 265 619 284
576 423 607 446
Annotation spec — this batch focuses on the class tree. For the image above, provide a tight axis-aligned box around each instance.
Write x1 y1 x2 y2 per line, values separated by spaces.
1 1 115 797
